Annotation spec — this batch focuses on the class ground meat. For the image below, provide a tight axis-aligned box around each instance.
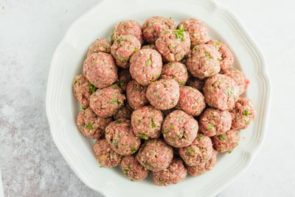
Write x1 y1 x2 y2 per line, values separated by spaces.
131 106 163 140
186 43 221 79
113 105 132 120
105 119 141 156
126 80 148 110
89 86 126 118
116 69 132 92
231 97 256 130
87 38 111 56
179 134 214 166
199 108 232 137
212 130 240 153
111 35 141 68
142 16 175 43
187 77 205 91
136 139 173 172
155 27 191 62
152 159 187 186
83 52 118 89
161 62 188 85
203 74 239 110
73 75 93 107
178 18 210 47
146 79 180 110
162 110 199 148
130 49 163 86
92 139 122 167
76 108 111 139
178 86 206 116
223 67 248 95
208 40 234 71
112 20 143 43
187 150 217 176
120 155 148 181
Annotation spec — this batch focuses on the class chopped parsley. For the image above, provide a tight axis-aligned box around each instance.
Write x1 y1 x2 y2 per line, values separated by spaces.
85 122 93 130
185 147 195 156
207 123 214 130
217 134 226 141
150 118 157 128
130 146 137 154
204 51 213 59
115 119 123 124
112 139 119 148
226 88 234 96
118 80 125 89
242 109 251 116
174 25 185 41
88 84 97 94
138 133 148 140
145 58 152 66
110 97 122 105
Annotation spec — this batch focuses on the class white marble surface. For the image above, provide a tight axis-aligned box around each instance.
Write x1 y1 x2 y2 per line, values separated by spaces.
0 0 295 197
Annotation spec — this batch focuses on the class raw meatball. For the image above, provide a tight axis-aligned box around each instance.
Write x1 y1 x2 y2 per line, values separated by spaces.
179 134 214 166
87 38 111 56
131 106 163 140
93 139 122 167
142 44 156 50
76 108 111 139
114 105 132 120
146 79 180 110
105 119 141 156
208 40 234 71
116 69 132 92
223 67 248 95
152 159 187 186
231 97 256 130
136 139 173 172
126 80 148 110
161 62 188 85
112 20 143 43
212 130 240 153
130 49 163 86
73 75 93 107
111 35 141 68
178 18 210 47
187 77 205 91
199 108 232 137
142 16 175 43
162 110 199 148
186 44 221 79
187 150 217 176
83 52 118 89
120 155 148 181
178 86 206 116
203 74 239 110
155 28 191 62
89 86 126 118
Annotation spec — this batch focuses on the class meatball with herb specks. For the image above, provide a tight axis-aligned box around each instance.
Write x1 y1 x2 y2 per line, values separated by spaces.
93 139 122 168
231 97 256 130
199 108 232 137
161 62 188 85
111 35 141 68
136 139 173 172
130 49 163 86
76 108 111 139
73 75 95 108
223 67 248 95
178 86 206 116
162 110 199 148
131 106 163 140
126 80 148 110
105 119 141 156
142 16 175 43
179 134 214 166
89 86 126 118
186 43 221 79
187 150 217 176
120 155 148 181
155 27 191 62
212 130 240 153
146 79 180 110
87 38 111 56
178 18 210 47
152 159 187 186
83 52 118 89
112 20 143 43
203 74 239 110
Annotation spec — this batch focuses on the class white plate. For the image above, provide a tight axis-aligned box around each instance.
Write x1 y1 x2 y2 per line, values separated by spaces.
46 0 270 196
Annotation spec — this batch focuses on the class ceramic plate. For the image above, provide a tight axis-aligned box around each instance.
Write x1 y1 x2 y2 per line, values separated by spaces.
46 0 270 196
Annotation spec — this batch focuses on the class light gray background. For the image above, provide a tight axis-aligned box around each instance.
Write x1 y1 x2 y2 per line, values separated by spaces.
0 0 294 196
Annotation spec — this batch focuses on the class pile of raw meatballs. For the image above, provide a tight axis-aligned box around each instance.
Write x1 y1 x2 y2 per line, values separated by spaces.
73 16 256 186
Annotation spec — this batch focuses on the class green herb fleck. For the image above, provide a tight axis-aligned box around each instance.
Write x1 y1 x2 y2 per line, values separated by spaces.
226 88 234 96
217 134 226 141
150 118 157 128
242 109 251 116
207 123 214 130
145 58 152 66
115 119 123 124
112 139 119 148
88 84 97 94
85 122 93 130
79 105 86 111
174 25 185 41
138 133 148 140
185 147 195 156
227 150 232 154
204 51 213 59
110 97 122 105
130 146 137 154
118 80 125 89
